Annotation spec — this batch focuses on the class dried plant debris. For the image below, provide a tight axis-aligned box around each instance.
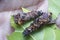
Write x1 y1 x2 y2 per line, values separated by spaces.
23 12 55 36
13 11 43 25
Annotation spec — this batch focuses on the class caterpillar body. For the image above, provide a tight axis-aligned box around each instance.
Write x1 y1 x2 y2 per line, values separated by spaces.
23 12 52 36
13 11 43 25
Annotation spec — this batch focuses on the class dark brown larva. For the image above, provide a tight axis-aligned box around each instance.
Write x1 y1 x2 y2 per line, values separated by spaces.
23 12 52 36
13 11 43 25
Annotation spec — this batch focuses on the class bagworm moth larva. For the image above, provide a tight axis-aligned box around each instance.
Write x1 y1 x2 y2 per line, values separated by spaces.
23 12 52 36
13 11 43 25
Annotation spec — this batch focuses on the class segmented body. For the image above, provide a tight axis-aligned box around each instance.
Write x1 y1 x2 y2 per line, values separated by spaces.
13 11 43 25
23 12 52 36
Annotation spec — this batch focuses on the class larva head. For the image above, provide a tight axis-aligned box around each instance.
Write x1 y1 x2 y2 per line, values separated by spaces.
13 13 20 24
23 28 31 36
14 13 26 25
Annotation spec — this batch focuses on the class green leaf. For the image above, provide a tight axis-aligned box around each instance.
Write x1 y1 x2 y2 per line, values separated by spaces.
55 29 60 40
8 0 60 40
44 27 55 40
8 32 33 40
